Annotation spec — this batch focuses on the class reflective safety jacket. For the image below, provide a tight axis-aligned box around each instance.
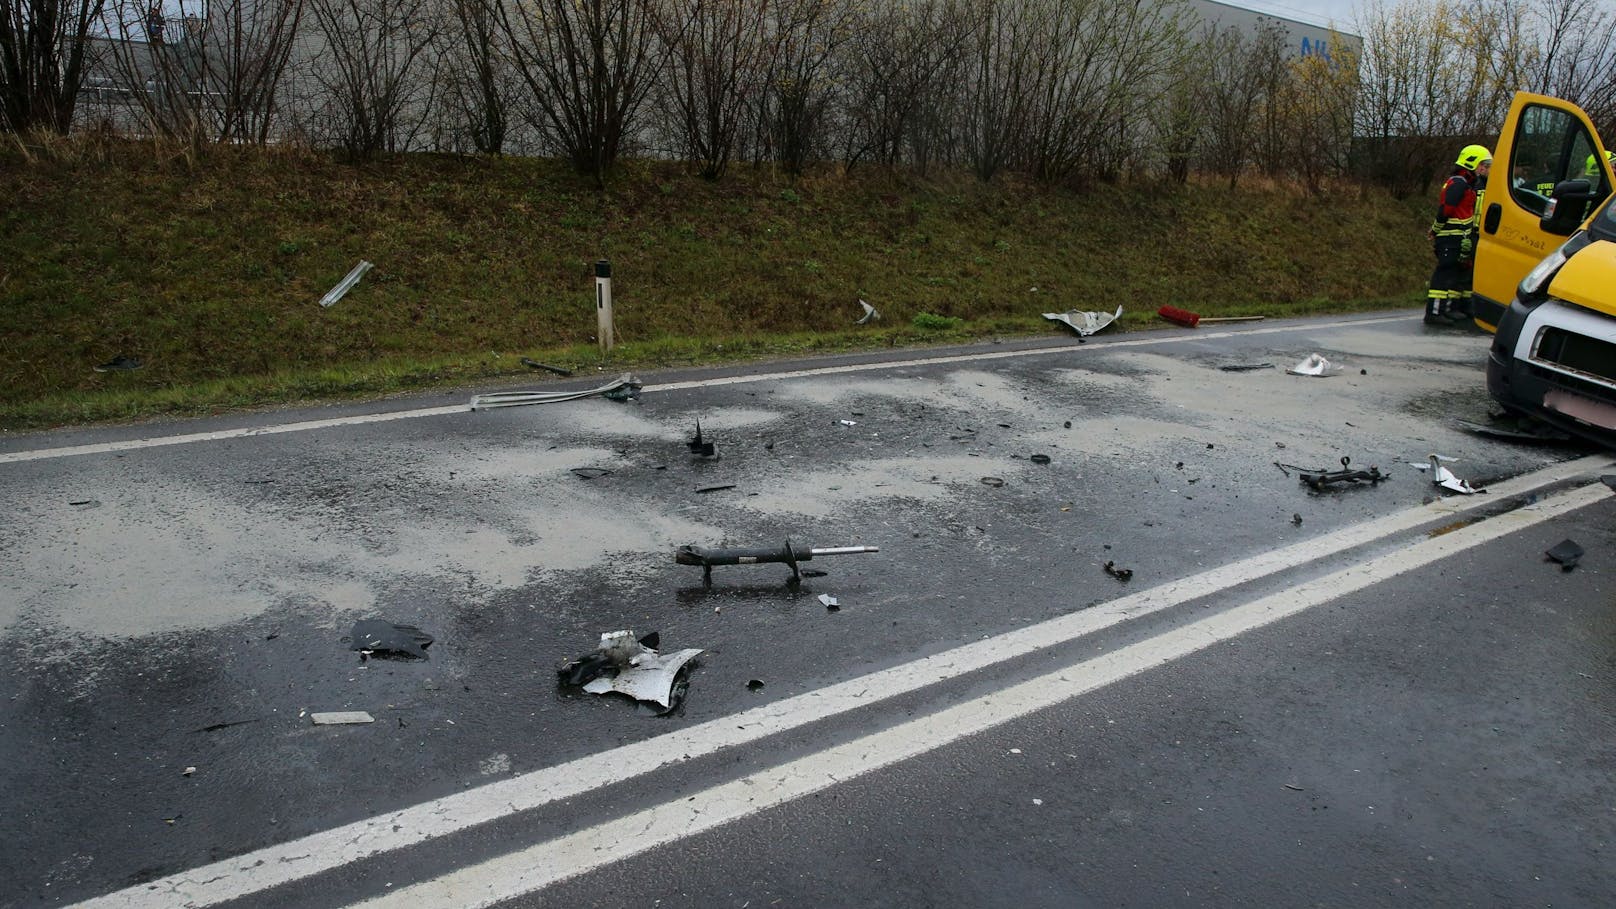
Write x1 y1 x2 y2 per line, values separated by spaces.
1432 172 1481 238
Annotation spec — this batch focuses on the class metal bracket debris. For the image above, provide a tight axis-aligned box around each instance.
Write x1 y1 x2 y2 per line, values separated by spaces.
1043 306 1122 337
521 358 573 377
1298 456 1387 490
319 260 373 308
688 421 717 458
1425 454 1484 494
675 539 878 584
557 631 702 714
470 374 642 410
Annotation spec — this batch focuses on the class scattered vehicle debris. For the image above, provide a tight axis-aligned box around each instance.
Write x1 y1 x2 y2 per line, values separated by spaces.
1103 560 1133 582
1545 539 1584 570
557 630 702 714
747 679 766 691
193 718 259 733
688 421 718 458
1427 454 1485 494
1603 475 1616 492
980 476 1005 487
1299 457 1388 491
675 539 879 584
311 711 375 725
349 619 433 660
1219 363 1274 372
93 355 143 372
695 484 736 494
1291 513 1303 526
839 419 858 426
856 299 881 324
1287 353 1342 377
1043 306 1122 336
818 593 840 611
182 766 196 776
1029 454 1052 465
319 260 373 308
570 467 612 480
470 374 642 410
521 358 573 376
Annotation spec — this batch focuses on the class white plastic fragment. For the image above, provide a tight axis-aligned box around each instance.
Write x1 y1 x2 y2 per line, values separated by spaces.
1428 453 1484 494
1043 306 1122 337
310 711 375 725
839 419 858 426
817 594 839 608
581 647 704 709
856 299 880 324
1287 353 1342 377
319 260 373 308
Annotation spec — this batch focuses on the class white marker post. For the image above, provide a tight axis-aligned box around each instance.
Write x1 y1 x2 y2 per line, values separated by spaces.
595 259 614 354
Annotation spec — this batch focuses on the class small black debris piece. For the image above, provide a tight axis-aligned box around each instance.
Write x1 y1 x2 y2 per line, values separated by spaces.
1218 363 1274 372
520 358 573 376
688 421 717 458
1064 421 1072 429
570 467 612 480
1030 454 1051 465
1291 513 1303 526
981 476 1005 488
696 484 737 494
1545 539 1584 571
1602 475 1616 492
747 679 765 691
1103 560 1133 582
349 619 434 660
94 355 143 372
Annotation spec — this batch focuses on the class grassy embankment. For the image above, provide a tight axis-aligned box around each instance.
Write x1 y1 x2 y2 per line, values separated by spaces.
0 142 1430 431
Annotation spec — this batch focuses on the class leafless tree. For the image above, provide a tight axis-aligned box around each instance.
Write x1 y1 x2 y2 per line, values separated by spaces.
751 0 850 174
651 0 776 178
1 0 107 132
953 0 1032 181
499 0 663 182
437 0 510 153
306 0 440 157
837 0 973 171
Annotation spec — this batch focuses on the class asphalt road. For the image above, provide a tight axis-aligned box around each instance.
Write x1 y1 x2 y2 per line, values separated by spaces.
1 312 1611 909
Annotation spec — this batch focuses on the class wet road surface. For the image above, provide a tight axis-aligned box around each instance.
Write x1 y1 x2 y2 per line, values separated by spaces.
1 312 1611 908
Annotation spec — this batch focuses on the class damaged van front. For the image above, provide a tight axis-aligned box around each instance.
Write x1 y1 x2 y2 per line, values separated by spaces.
1473 92 1616 448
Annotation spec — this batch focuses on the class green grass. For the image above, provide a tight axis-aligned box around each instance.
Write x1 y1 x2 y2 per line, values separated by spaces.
0 142 1431 430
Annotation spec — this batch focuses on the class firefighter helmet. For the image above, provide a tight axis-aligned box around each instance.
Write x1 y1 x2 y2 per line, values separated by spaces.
1456 144 1492 170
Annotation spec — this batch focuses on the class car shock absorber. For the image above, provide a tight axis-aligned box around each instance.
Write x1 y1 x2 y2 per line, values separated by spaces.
675 540 879 584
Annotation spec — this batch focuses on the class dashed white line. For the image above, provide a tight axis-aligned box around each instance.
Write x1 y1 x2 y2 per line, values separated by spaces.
68 453 1614 909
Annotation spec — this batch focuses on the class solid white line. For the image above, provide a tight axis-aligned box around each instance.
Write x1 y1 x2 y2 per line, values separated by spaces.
356 479 1613 909
69 452 1611 909
4 315 1410 465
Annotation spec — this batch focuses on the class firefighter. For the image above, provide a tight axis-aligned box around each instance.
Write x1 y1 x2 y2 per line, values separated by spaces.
1426 144 1490 325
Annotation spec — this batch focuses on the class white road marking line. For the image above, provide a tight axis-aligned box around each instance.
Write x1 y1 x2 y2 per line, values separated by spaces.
4 315 1410 465
355 479 1613 909
69 453 1612 909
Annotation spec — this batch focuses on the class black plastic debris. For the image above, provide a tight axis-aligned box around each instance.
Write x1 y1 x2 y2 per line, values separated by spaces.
1029 454 1052 465
602 382 641 401
1299 457 1387 491
696 484 737 494
521 358 572 376
1603 476 1616 492
93 355 143 372
1456 417 1574 444
349 619 434 660
1545 539 1584 571
571 467 612 480
1291 513 1303 526
747 679 766 691
981 476 1005 487
688 421 717 458
1103 560 1133 582
1218 363 1274 372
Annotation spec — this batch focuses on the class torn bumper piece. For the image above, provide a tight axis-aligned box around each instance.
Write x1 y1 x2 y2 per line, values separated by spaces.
559 631 703 714
1043 306 1122 337
470 374 642 410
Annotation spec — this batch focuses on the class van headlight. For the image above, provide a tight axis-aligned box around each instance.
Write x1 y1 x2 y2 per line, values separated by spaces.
1518 230 1591 299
